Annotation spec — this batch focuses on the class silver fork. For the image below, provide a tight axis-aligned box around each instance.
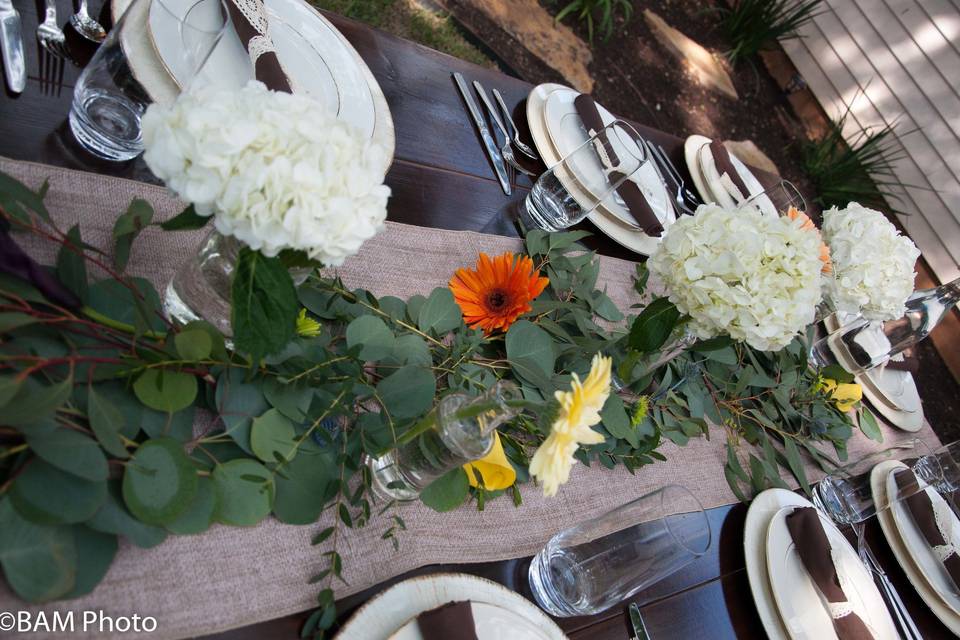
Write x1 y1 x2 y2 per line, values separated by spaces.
472 80 535 179
851 521 923 640
37 0 67 95
492 88 539 161
650 144 700 213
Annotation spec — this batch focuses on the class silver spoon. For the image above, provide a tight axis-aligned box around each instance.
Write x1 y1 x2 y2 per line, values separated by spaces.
70 0 106 43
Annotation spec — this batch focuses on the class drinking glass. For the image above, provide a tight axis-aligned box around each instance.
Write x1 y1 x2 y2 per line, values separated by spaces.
737 179 806 216
527 484 711 617
812 439 943 524
521 120 648 232
915 441 960 518
69 0 229 161
809 278 960 375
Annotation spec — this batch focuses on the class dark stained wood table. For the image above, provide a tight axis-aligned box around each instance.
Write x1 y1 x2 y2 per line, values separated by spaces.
0 4 953 638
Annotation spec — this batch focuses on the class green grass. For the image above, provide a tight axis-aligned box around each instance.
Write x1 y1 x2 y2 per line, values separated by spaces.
800 110 912 212
719 0 823 65
311 0 494 68
554 0 633 43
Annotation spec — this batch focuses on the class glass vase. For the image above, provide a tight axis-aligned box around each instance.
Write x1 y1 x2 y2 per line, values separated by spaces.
163 229 310 334
809 277 959 375
368 381 521 502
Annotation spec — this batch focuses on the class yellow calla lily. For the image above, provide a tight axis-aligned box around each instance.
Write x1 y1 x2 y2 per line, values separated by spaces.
820 378 863 412
463 432 516 490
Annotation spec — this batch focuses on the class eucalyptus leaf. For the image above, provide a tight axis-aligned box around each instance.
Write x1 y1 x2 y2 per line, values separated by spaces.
859 410 883 443
345 315 395 361
417 287 461 335
122 438 198 526
87 385 130 458
419 467 469 512
133 368 198 413
376 365 436 419
87 482 167 548
88 277 165 333
600 394 637 447
57 224 88 302
64 526 118 598
215 368 269 453
273 442 338 525
0 498 76 603
3 375 72 425
26 428 108 481
10 459 106 525
165 476 217 535
213 459 274 526
112 198 154 271
505 320 555 382
174 328 213 361
158 204 210 231
250 408 298 463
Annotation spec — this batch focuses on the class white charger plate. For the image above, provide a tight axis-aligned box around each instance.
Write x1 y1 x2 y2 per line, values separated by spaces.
525 83 665 256
871 460 960 634
744 488 811 640
388 601 552 640
335 573 566 640
113 0 395 177
887 471 960 614
540 88 675 231
765 506 898 640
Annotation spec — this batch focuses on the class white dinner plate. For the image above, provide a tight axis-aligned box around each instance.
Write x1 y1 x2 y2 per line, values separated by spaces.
887 471 960 613
113 0 395 178
335 573 566 640
525 83 666 256
744 488 811 640
683 134 713 206
388 601 552 640
871 461 960 634
765 507 898 640
540 88 675 231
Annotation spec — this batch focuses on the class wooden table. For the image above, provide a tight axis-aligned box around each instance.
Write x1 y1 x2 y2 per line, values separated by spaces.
0 4 952 638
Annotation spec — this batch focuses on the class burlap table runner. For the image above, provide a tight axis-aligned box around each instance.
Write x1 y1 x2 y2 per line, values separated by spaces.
0 158 941 639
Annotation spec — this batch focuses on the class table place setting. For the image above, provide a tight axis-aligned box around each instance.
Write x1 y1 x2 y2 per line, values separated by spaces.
2 5 960 640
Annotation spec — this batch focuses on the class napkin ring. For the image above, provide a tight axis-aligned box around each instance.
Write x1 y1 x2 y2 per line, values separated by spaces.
826 601 854 620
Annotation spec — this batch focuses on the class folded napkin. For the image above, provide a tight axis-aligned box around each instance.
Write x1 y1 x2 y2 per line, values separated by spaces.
894 469 960 589
416 601 479 640
785 507 874 640
885 348 919 374
708 140 751 204
226 0 291 92
573 94 663 237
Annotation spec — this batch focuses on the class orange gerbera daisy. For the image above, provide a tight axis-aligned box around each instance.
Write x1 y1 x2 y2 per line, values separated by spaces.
449 252 549 334
787 206 833 274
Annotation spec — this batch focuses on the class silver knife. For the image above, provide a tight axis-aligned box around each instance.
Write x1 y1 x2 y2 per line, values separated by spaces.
0 0 25 94
453 72 511 196
628 603 650 640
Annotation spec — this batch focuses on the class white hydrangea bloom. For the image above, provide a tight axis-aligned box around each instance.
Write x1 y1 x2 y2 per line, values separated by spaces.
141 81 390 266
648 204 824 352
821 203 919 321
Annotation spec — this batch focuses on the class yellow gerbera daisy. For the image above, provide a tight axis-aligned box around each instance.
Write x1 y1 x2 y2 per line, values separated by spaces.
530 354 612 497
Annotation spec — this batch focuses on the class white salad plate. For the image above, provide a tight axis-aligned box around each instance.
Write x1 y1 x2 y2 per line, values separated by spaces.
526 83 667 256
871 461 960 634
540 88 675 232
744 488 810 640
887 470 960 614
683 134 713 206
113 0 395 177
765 506 898 640
335 573 566 640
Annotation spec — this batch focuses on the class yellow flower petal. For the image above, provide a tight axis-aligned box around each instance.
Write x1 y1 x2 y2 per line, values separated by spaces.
831 382 862 412
296 308 322 338
463 432 517 490
530 354 612 497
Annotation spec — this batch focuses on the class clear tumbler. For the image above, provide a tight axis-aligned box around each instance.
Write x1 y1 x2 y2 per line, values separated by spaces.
528 484 711 617
69 0 228 160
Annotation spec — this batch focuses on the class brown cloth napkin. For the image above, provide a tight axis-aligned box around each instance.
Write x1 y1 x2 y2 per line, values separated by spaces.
415 601 479 640
894 469 960 589
785 507 874 640
885 348 919 374
709 140 751 203
573 94 663 237
225 0 291 92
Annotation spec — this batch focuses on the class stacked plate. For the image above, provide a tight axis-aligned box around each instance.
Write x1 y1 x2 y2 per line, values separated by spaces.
335 573 567 640
526 83 676 255
683 134 777 216
112 0 395 178
745 488 900 639
871 461 960 634
824 313 924 432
